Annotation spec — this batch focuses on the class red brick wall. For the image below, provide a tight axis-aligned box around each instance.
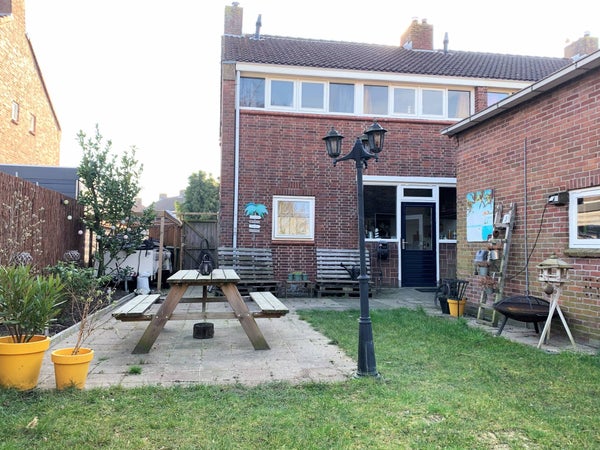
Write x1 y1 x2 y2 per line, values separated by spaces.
455 69 600 346
219 68 457 284
0 0 61 166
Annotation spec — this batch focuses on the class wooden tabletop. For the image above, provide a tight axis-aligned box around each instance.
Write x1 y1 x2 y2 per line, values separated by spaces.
166 269 240 284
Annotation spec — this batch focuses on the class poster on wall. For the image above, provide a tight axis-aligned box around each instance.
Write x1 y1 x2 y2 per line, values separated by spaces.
466 189 494 242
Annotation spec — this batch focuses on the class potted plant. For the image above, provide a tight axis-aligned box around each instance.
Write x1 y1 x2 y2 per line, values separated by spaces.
475 261 490 276
0 265 66 390
46 262 114 390
478 274 499 303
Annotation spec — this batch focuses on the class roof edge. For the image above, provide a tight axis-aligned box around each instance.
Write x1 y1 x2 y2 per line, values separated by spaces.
442 50 600 136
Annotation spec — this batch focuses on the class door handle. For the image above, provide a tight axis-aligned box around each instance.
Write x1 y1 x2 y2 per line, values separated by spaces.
401 239 406 250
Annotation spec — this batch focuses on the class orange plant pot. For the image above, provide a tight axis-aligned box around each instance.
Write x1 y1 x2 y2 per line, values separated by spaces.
447 299 467 317
51 348 94 390
0 335 50 390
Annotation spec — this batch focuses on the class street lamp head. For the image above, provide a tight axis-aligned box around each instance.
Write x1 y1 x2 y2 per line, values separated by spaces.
323 127 344 159
364 120 387 154
359 133 369 149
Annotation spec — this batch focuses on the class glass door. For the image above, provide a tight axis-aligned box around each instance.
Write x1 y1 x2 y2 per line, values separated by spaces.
401 203 436 287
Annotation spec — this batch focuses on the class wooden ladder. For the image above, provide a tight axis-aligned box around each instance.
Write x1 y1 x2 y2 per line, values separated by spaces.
476 203 517 326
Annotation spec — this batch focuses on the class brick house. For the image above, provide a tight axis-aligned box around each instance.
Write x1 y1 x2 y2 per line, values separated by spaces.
219 3 575 288
0 0 61 165
443 49 600 346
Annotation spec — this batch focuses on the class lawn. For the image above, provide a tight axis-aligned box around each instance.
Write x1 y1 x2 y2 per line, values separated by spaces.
1 308 599 449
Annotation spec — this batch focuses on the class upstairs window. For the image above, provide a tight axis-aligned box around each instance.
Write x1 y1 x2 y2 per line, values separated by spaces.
569 187 600 248
329 83 354 113
238 76 473 119
422 89 444 116
364 85 388 115
270 80 294 108
240 77 265 107
301 82 324 110
487 91 509 107
393 87 416 115
448 90 470 119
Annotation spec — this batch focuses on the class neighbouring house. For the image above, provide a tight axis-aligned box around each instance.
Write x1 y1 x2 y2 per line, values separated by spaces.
0 164 78 198
219 3 587 288
0 0 61 165
442 49 600 347
152 191 185 213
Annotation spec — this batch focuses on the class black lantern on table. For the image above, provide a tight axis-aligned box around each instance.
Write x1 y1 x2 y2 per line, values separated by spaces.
322 120 387 377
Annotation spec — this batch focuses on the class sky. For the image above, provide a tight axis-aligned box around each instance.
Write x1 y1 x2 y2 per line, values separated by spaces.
25 0 599 206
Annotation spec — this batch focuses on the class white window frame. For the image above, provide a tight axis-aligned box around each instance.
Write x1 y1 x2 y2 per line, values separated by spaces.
238 75 476 119
421 88 445 117
268 79 295 110
392 87 417 116
569 187 600 248
272 195 315 241
300 81 325 111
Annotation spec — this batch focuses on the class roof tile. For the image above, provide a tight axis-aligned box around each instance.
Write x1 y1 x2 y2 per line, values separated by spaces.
223 35 570 81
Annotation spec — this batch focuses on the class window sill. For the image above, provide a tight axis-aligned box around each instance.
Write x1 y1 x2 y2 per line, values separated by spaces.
563 248 600 258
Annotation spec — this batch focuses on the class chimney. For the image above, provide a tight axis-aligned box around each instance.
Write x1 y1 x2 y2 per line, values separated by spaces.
159 193 167 200
1 0 25 32
400 18 433 51
224 2 243 36
564 31 599 59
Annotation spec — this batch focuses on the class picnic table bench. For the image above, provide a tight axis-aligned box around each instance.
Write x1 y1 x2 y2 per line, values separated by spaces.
112 290 289 322
249 291 289 317
111 270 289 353
314 248 373 297
112 294 162 321
217 247 280 296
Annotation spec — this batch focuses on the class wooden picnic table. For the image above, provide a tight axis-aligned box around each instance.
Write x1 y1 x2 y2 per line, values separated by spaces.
131 269 273 354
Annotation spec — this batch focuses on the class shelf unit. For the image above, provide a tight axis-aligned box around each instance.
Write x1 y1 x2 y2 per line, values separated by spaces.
476 203 517 326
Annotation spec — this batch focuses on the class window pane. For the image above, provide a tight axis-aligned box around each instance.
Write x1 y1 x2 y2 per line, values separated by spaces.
240 77 265 107
404 188 433 197
329 83 354 113
422 89 443 116
393 88 416 114
440 187 457 240
273 196 315 240
364 186 397 239
301 82 324 109
577 195 600 239
271 80 294 107
448 90 470 118
487 91 509 106
364 85 388 115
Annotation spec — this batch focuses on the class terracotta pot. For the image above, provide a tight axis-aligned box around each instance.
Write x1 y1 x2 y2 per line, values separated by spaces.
51 348 94 390
0 335 50 390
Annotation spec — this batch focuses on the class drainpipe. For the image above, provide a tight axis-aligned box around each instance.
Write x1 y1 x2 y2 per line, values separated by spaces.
232 70 241 248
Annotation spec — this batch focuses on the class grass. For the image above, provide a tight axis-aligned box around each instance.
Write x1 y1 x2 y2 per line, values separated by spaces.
1 307 599 449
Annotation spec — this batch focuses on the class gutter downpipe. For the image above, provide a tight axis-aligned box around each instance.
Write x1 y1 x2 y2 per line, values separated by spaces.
232 69 241 248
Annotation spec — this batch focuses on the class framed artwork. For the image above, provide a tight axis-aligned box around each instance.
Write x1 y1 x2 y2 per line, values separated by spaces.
466 189 494 242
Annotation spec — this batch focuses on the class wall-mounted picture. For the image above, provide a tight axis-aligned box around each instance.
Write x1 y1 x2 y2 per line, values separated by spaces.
466 189 494 242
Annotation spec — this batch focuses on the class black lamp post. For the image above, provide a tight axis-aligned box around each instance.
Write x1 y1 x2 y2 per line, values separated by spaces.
322 120 387 377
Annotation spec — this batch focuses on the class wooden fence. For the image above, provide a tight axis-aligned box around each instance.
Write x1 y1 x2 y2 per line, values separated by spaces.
0 172 85 271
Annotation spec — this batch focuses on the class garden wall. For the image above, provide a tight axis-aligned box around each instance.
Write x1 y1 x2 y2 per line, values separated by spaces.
0 171 84 271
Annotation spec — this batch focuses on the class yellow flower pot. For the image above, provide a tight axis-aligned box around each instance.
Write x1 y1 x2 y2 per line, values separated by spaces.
448 299 467 317
0 335 50 390
51 348 94 390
